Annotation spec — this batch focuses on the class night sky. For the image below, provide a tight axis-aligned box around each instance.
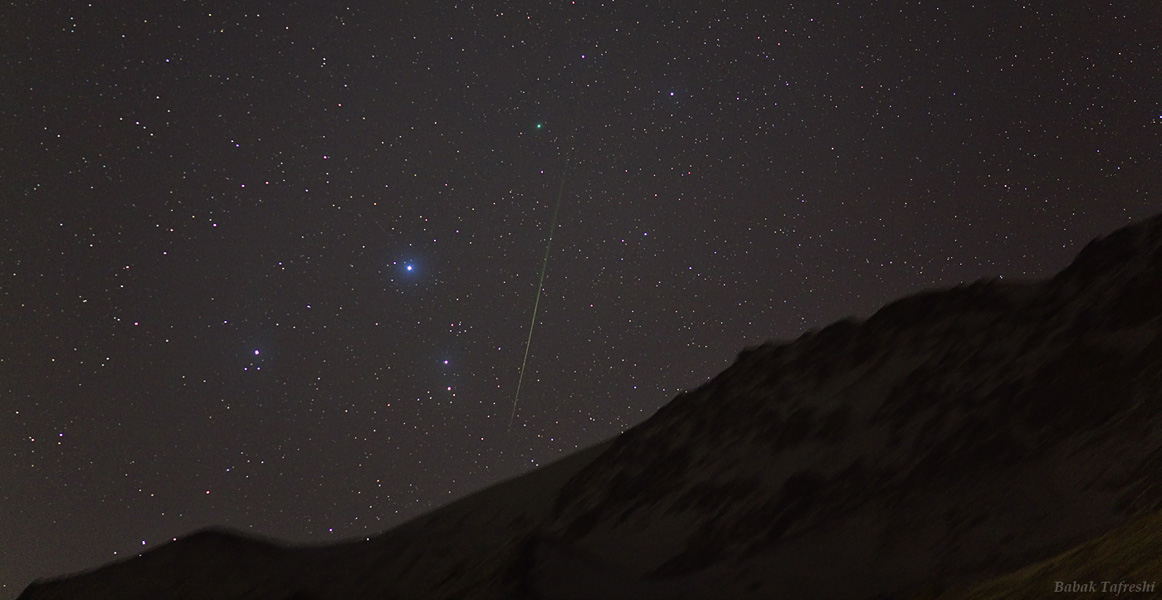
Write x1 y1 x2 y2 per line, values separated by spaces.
3 1 1160 594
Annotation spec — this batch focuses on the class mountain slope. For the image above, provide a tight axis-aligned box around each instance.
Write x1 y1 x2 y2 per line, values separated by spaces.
532 213 1162 598
18 441 612 600
20 212 1162 600
919 503 1162 600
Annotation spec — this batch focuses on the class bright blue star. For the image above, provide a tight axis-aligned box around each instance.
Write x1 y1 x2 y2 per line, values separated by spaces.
389 260 420 281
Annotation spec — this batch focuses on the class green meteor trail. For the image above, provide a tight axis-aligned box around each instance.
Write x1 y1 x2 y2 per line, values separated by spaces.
509 150 570 429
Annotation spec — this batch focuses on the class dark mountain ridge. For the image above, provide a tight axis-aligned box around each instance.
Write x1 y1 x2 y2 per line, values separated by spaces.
20 212 1162 599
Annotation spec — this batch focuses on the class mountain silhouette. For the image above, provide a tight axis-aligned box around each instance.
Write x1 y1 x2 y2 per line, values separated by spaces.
20 213 1162 600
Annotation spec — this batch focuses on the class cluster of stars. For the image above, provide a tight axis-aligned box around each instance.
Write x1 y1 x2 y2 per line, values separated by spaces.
2 1 1158 595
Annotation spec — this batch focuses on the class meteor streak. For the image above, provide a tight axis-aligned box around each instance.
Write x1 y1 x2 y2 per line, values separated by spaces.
509 150 571 429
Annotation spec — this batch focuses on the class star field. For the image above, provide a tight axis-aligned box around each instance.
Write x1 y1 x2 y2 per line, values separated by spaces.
2 2 1160 595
